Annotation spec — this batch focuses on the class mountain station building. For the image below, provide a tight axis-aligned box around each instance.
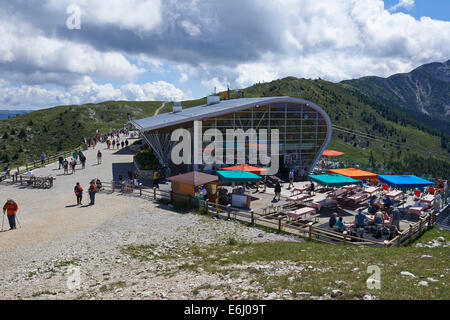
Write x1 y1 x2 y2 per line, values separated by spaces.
130 96 332 178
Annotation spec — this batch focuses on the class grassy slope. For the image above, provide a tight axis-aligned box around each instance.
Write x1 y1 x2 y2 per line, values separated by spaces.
179 78 450 177
0 101 164 167
122 223 449 299
1 77 449 177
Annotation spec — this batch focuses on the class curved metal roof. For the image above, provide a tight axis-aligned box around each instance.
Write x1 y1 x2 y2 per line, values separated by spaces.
131 96 330 132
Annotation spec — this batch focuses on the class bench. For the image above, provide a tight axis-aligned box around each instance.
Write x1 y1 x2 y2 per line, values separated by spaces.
309 214 320 223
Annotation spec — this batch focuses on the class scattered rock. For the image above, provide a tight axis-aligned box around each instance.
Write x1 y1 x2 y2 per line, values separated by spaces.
296 292 311 298
331 289 343 298
427 277 438 283
335 280 346 287
420 255 432 258
400 271 416 278
417 281 428 287
363 294 375 300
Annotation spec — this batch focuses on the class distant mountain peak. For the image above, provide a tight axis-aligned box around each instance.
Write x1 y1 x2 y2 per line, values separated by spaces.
342 60 450 134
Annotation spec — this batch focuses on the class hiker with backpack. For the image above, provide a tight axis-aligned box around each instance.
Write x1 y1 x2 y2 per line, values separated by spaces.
88 181 97 205
2 199 18 230
74 182 83 205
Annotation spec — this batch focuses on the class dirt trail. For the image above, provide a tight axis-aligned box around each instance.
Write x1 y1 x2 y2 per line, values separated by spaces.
0 135 136 252
154 102 166 116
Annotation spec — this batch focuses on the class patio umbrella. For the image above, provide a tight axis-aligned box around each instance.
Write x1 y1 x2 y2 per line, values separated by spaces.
222 164 267 175
322 150 344 157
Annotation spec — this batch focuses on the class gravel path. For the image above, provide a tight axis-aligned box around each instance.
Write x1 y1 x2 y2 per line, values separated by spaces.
0 137 299 300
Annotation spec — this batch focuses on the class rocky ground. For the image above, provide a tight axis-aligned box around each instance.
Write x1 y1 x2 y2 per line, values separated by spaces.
0 196 307 300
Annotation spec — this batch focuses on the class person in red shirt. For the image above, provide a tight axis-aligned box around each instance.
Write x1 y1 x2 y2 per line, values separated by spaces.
3 199 18 230
88 181 97 205
74 182 83 205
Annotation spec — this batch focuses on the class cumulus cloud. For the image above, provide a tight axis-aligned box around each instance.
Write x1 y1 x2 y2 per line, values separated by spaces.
390 0 415 11
0 16 145 86
0 81 190 110
0 0 450 107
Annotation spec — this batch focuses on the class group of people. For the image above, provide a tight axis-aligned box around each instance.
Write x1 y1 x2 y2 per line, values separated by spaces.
57 150 94 175
106 135 129 150
74 181 98 206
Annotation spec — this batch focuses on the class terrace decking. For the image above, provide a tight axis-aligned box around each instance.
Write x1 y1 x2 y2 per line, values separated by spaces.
98 179 450 247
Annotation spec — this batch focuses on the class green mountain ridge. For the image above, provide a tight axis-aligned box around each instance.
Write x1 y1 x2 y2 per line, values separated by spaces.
342 60 450 134
1 70 450 178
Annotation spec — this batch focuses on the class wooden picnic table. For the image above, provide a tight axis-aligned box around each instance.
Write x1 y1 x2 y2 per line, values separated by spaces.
287 193 313 204
385 190 404 201
421 194 435 205
327 188 347 199
262 200 289 215
292 185 309 194
343 185 358 191
287 207 316 220
311 198 337 210
363 186 380 196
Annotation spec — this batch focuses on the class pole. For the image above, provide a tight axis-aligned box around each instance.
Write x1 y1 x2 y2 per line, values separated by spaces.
15 215 21 228
1 212 4 231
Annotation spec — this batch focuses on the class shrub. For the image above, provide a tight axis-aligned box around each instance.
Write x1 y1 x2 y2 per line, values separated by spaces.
134 149 159 170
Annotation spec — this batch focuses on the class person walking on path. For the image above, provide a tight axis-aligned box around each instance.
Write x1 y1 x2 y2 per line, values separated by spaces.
273 181 282 201
80 154 86 169
88 181 97 205
97 150 102 165
58 156 64 169
71 159 77 174
125 139 129 148
63 159 69 175
116 140 120 149
3 199 18 230
121 141 125 149
41 152 46 167
288 169 295 189
74 182 83 205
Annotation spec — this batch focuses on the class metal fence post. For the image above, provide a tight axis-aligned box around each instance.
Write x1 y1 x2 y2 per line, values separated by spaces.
227 204 231 220
111 181 115 193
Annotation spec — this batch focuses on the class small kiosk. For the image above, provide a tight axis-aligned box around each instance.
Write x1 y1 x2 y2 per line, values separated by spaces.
168 171 219 204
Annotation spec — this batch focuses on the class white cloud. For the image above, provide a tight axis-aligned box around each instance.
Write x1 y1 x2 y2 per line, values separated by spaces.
0 18 145 86
0 81 190 110
180 20 202 37
390 0 415 11
201 77 228 94
45 0 162 33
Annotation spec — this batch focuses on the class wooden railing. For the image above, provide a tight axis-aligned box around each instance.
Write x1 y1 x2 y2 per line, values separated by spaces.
99 180 442 248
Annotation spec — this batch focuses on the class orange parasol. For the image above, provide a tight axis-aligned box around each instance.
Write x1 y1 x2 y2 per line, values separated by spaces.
222 164 267 175
322 150 344 157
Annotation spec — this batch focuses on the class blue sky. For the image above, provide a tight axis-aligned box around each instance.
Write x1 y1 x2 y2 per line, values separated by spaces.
0 0 449 110
383 0 450 21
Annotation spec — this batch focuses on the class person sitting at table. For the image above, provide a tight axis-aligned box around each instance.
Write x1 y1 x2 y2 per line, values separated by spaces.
390 208 401 230
335 217 345 233
308 182 315 195
382 195 393 209
355 209 366 228
369 195 377 205
374 211 384 225
329 213 337 228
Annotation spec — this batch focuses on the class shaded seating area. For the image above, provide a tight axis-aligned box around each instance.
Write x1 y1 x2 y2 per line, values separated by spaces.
216 170 262 209
377 175 434 189
328 168 378 184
